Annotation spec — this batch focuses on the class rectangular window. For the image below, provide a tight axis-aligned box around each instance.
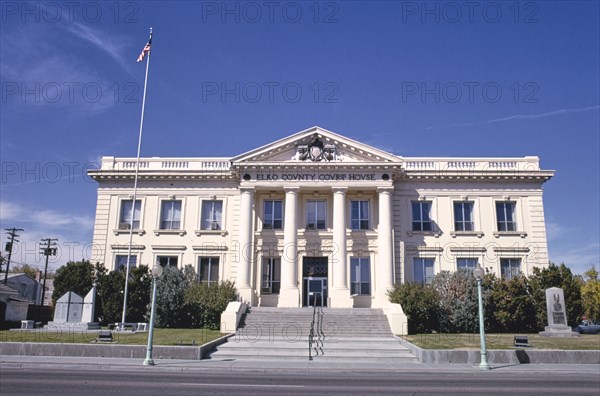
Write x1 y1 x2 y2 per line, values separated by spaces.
457 258 478 271
157 255 178 268
198 257 219 284
350 200 369 230
413 258 434 284
201 200 223 230
412 201 432 231
454 201 474 231
261 258 281 294
160 200 182 230
307 200 326 230
501 258 521 280
116 255 137 271
350 258 371 295
263 200 283 230
496 202 516 231
119 200 141 230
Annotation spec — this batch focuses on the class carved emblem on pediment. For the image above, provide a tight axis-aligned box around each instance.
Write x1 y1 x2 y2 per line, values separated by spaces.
296 137 336 161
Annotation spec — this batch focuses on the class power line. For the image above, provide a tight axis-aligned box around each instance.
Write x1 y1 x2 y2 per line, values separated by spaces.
40 238 58 306
4 228 24 284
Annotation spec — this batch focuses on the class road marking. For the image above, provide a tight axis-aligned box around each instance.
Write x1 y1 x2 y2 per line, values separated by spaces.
179 383 305 388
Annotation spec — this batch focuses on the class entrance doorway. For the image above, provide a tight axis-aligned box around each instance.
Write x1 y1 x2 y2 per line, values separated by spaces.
302 257 328 307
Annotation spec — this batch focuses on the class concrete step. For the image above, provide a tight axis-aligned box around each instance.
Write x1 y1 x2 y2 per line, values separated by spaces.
208 307 417 363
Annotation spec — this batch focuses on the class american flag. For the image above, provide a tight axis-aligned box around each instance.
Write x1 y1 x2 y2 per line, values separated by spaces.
137 30 152 63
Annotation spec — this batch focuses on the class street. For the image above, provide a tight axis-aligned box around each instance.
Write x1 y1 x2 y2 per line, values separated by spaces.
1 365 599 396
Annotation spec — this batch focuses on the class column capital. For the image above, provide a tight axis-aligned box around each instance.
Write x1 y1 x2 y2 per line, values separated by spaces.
284 187 300 194
331 187 348 194
240 187 255 193
377 186 394 194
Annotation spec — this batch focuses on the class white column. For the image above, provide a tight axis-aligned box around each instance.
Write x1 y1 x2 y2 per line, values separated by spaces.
375 187 394 308
279 187 300 307
330 187 352 308
237 188 254 304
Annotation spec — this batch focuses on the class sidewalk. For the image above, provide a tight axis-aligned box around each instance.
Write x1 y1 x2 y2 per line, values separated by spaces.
1 354 598 375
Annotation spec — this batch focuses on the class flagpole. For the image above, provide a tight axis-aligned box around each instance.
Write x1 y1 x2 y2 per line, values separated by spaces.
122 27 152 325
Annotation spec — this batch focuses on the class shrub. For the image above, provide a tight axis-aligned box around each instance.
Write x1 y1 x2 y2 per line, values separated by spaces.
154 266 189 328
581 266 600 320
388 282 440 334
185 280 238 329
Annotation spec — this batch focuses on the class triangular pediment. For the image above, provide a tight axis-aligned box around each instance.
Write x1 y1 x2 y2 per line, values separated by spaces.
231 126 401 164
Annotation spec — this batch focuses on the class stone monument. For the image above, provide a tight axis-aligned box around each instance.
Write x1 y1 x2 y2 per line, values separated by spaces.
53 291 83 323
81 286 96 323
46 288 99 330
539 287 578 337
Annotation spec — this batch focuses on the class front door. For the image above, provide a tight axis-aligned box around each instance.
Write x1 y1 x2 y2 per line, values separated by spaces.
306 277 327 307
302 257 328 307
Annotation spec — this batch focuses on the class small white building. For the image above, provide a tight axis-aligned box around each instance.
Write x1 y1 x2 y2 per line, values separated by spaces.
0 283 30 322
6 273 42 305
88 126 554 309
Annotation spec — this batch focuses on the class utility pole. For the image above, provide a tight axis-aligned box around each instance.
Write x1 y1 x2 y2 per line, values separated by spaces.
39 238 58 306
4 228 24 284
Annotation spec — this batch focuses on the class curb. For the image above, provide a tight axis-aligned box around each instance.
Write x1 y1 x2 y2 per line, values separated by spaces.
396 336 600 364
0 334 233 360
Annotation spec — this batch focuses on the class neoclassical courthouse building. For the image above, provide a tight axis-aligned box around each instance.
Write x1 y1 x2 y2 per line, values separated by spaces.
89 127 554 309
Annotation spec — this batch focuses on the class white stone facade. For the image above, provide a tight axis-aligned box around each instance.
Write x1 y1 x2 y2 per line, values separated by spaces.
88 126 554 308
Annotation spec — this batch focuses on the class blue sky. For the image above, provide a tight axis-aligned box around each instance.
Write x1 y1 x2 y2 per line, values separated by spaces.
1 1 598 275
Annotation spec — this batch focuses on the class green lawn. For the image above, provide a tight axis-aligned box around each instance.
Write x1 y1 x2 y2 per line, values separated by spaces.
402 333 600 350
0 328 222 346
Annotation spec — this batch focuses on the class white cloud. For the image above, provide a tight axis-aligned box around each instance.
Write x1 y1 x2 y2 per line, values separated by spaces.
0 201 95 272
549 243 600 275
60 21 135 77
446 105 600 128
0 21 133 114
0 201 93 230
546 221 568 241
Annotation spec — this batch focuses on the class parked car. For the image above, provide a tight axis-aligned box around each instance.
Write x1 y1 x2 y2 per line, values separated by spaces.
576 320 600 334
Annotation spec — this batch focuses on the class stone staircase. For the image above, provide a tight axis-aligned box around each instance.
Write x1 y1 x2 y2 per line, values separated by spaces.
208 307 417 363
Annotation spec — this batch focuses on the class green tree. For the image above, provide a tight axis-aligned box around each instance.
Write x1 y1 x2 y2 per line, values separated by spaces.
432 269 479 333
581 266 600 320
96 270 124 324
490 274 537 332
127 265 152 322
154 266 189 328
51 261 105 305
94 265 151 324
388 282 440 334
529 263 584 327
10 263 38 279
185 280 238 329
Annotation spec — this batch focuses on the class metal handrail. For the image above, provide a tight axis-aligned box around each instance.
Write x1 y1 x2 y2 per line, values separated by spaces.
308 293 326 360
308 295 317 360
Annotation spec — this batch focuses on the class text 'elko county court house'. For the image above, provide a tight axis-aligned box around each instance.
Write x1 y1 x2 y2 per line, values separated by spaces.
88 126 554 309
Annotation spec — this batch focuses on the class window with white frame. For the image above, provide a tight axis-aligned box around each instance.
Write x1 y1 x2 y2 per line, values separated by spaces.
160 200 182 230
198 257 219 284
453 201 474 231
413 258 434 284
157 255 178 268
412 201 432 231
496 201 517 231
500 258 521 280
457 257 478 271
350 257 371 295
261 257 281 294
116 255 137 271
201 200 223 230
119 200 141 230
306 200 326 229
350 200 369 230
263 200 283 230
